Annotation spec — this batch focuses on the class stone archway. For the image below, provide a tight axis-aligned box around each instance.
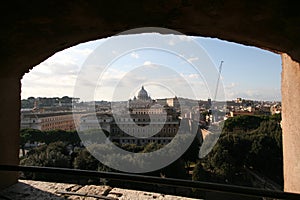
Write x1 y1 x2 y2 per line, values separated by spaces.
0 0 300 193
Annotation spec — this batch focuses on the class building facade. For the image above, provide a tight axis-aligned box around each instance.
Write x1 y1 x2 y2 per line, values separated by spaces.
21 111 83 131
80 86 181 145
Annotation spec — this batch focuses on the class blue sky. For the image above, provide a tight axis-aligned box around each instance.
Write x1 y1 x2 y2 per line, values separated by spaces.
21 33 282 102
198 37 281 101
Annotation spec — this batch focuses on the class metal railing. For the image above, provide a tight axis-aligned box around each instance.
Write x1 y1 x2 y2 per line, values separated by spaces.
1 165 300 199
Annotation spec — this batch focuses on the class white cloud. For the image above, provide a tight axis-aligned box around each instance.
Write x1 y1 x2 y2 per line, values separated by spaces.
112 50 118 55
168 39 176 46
180 73 201 79
143 61 152 65
224 88 281 101
130 52 139 59
187 57 199 62
178 35 193 42
69 47 93 57
188 74 200 79
225 82 238 89
21 44 95 99
167 35 193 46
100 68 126 81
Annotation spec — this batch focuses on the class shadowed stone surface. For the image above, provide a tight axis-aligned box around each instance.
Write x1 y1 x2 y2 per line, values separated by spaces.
0 180 199 200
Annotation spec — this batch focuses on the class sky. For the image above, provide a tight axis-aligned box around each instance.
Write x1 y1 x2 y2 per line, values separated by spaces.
21 33 282 102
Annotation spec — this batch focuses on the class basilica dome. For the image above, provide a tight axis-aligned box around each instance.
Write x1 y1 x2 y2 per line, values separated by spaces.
137 86 150 100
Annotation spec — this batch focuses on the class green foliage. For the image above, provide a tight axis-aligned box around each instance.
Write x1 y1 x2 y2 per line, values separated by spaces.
142 142 164 153
78 129 108 144
269 113 282 122
20 128 81 145
20 128 44 156
222 115 266 133
247 133 283 183
160 158 188 179
44 130 80 145
20 141 71 181
21 141 70 168
192 161 209 182
203 114 283 185
191 161 210 197
20 128 44 144
182 136 201 167
73 148 99 170
19 114 283 187
121 143 144 153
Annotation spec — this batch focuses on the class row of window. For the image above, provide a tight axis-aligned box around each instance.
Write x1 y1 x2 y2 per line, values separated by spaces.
41 116 72 122
118 138 171 144
132 111 163 114
111 128 178 134
117 123 178 127
42 121 74 130
115 118 176 122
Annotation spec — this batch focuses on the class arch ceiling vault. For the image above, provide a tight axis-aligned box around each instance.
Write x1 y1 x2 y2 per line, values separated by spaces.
0 0 300 77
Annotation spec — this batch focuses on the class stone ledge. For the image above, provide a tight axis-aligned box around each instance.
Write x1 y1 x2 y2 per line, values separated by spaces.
0 180 199 200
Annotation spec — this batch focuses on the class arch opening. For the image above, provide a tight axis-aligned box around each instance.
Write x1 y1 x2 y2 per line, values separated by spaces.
19 33 284 194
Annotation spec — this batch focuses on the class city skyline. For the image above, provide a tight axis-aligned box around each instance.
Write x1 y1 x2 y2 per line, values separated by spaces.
21 33 281 101
21 93 281 103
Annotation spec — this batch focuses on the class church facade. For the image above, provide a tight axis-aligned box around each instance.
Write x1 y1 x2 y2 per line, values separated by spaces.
80 86 181 145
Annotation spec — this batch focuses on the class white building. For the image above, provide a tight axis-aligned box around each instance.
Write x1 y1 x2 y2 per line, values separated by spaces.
21 111 83 131
79 86 181 145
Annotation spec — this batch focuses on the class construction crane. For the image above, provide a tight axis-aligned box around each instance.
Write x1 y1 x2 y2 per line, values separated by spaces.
214 61 224 101
211 61 223 123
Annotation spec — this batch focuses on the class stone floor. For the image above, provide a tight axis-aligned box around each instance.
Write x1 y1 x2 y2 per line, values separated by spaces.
0 180 198 200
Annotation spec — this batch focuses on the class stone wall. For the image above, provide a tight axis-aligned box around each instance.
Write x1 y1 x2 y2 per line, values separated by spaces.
281 53 300 193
